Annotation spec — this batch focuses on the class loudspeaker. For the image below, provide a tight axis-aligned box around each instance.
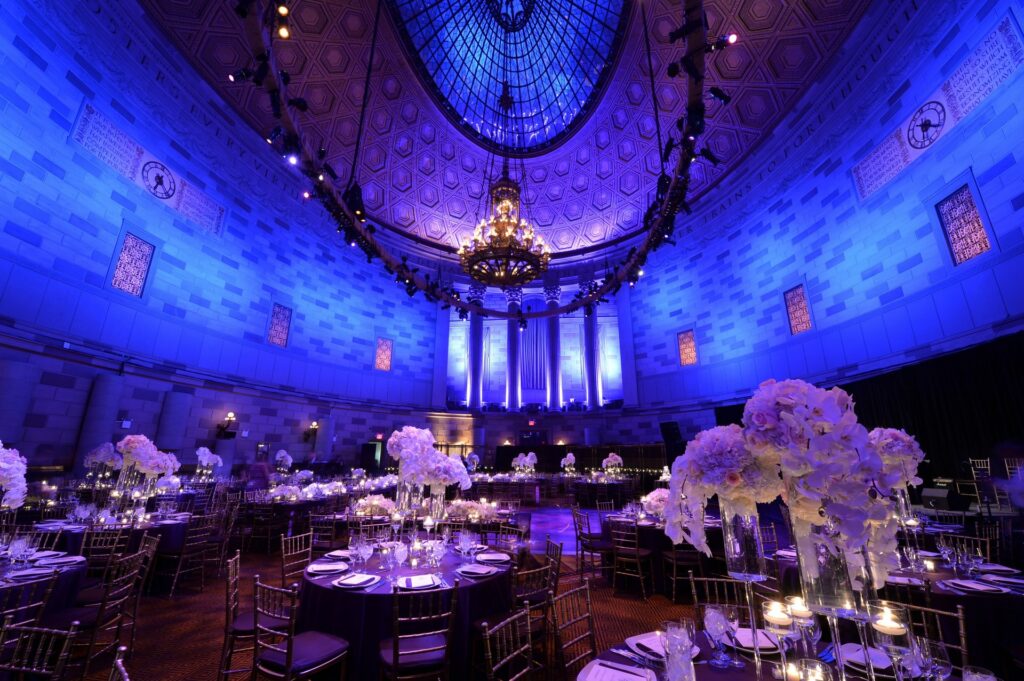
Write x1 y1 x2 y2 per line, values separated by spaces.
659 421 685 458
921 486 969 511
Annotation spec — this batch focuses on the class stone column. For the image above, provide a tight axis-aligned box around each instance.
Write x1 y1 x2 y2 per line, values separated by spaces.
314 414 335 462
615 286 639 407
0 360 40 445
505 287 523 411
156 391 193 453
581 279 601 410
544 285 562 410
431 302 450 410
74 373 123 476
467 284 486 410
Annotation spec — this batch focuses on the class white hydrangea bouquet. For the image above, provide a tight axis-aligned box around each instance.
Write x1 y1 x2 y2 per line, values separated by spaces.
601 452 623 473
84 442 123 470
446 499 498 521
274 450 293 473
560 452 576 473
0 441 28 510
116 435 180 478
354 494 397 516
640 487 670 518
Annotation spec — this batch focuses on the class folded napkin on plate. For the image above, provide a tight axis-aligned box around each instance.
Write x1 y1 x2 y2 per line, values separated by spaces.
946 579 1002 592
477 552 511 563
587 661 652 680
774 549 797 559
458 564 496 576
979 563 1019 574
981 574 1024 586
886 575 924 586
325 550 351 560
333 573 374 587
35 556 85 567
307 562 348 574
401 575 436 589
839 643 892 670
634 633 665 657
731 627 776 650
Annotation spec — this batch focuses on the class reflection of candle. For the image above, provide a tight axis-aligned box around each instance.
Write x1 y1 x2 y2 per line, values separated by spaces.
923 559 935 572
411 558 418 568
872 607 907 636
787 597 813 620
765 601 793 627
786 663 800 681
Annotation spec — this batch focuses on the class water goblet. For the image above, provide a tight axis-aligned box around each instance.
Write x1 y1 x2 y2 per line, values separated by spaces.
918 639 952 681
962 666 997 681
430 540 446 574
702 604 741 670
394 542 409 580
797 659 835 681
868 601 913 681
357 539 373 568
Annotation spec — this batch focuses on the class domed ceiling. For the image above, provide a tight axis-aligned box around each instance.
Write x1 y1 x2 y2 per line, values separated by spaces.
140 0 871 259
389 0 629 152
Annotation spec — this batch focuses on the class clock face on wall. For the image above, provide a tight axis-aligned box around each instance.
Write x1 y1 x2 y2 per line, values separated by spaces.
141 161 176 200
907 101 946 149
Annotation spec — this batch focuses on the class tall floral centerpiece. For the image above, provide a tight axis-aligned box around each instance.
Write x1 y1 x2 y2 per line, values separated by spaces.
422 452 472 518
387 426 437 512
116 435 181 495
0 441 28 510
868 428 925 526
742 379 897 617
195 447 222 481
602 453 623 477
560 452 576 474
511 452 537 475
274 450 293 474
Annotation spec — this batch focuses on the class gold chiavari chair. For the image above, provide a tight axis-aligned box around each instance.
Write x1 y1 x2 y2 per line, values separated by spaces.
543 535 562 596
608 520 653 599
688 571 750 611
481 606 535 681
663 545 704 603
933 510 968 527
0 572 58 627
940 533 991 562
280 532 313 586
79 527 131 586
968 458 990 478
903 601 969 673
759 523 779 556
357 520 392 544
0 614 79 680
251 575 349 681
435 519 465 542
595 500 615 515
380 580 460 680
108 646 131 681
308 515 343 556
496 524 528 554
570 507 611 581
1005 457 1023 479
153 514 215 597
549 580 597 678
497 499 521 515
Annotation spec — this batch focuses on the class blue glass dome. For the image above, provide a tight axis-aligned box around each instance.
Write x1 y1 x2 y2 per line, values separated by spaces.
388 0 630 153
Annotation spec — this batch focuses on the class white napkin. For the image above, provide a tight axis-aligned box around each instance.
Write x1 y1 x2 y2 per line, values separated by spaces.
307 562 348 574
587 661 652 680
979 563 1018 574
325 550 351 560
840 643 892 670
947 579 1002 592
334 573 374 587
886 575 924 586
477 552 511 563
34 556 85 567
774 549 797 559
731 627 776 650
981 574 1024 586
635 633 665 656
458 564 496 576
401 574 436 589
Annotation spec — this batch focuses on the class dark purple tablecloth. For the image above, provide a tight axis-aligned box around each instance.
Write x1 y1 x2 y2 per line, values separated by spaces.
37 520 188 554
297 550 513 678
0 559 86 615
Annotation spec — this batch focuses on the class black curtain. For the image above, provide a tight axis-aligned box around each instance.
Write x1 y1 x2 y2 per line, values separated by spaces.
715 331 1024 479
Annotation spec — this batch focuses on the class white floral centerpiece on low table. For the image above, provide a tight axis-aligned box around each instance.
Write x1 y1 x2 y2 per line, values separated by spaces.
640 487 670 520
294 469 314 484
270 484 301 501
194 447 222 481
445 499 498 522
354 494 397 517
0 441 28 510
601 453 623 477
274 450 293 474
351 468 366 479
560 452 576 475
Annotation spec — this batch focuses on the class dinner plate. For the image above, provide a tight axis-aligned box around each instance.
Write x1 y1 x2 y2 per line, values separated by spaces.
30 551 65 561
476 552 511 564
456 564 498 578
623 633 699 661
941 578 1008 593
979 563 1020 575
396 574 441 590
456 544 489 554
35 556 86 567
886 575 924 586
307 562 349 575
331 573 379 589
980 573 1024 587
840 643 894 675
325 550 351 560
580 659 655 680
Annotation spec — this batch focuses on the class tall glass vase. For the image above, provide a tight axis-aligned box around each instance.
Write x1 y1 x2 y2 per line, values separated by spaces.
396 480 422 514
719 499 767 583
426 485 447 519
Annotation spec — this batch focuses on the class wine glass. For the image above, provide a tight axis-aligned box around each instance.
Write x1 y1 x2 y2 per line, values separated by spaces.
458 531 473 560
935 536 952 566
430 540 446 574
868 601 914 681
394 542 409 581
702 604 741 669
357 539 373 568
797 659 835 681
918 639 952 681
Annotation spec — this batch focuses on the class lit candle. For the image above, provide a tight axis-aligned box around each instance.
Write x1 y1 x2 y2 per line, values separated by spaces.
786 662 800 681
923 559 935 572
786 596 813 620
411 558 418 568
480 498 488 505
423 516 435 531
872 607 907 636
764 601 793 627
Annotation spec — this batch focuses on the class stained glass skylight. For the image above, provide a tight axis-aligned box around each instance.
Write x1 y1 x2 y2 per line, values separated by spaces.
388 0 630 152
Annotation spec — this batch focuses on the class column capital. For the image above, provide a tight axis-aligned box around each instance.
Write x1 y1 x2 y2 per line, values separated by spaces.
504 286 523 307
543 285 561 304
467 283 487 305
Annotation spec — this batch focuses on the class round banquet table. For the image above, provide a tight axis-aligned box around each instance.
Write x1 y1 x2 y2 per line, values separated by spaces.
297 550 513 678
599 515 725 587
35 518 189 554
774 554 1022 677
574 480 628 508
0 556 87 615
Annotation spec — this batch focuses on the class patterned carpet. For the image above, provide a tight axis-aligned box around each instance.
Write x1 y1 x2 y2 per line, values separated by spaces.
97 509 689 680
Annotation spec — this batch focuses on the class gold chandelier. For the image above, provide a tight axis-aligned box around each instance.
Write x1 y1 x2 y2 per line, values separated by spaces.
458 166 550 287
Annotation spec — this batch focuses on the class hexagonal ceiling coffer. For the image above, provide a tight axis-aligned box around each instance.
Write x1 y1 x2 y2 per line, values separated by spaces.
767 35 821 81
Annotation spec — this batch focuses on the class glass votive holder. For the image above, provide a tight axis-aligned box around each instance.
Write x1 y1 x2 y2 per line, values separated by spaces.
797 659 835 681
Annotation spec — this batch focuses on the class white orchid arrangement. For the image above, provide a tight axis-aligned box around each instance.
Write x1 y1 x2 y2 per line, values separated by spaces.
445 499 498 521
641 488 670 517
270 484 301 500
868 428 925 488
386 427 471 490
0 441 28 510
196 447 223 469
742 378 899 582
116 435 180 478
274 450 293 471
511 452 538 473
560 452 576 471
354 494 397 516
602 453 623 470
85 443 123 470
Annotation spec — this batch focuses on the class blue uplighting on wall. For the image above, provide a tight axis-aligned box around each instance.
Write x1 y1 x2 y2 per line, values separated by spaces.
387 0 629 151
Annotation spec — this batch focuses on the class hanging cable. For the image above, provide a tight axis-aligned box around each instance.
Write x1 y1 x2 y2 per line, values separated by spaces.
641 1 665 173
349 0 383 185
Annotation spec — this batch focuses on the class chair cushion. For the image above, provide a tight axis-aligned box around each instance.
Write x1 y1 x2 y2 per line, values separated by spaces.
378 633 447 671
581 539 613 552
230 609 289 635
615 547 652 559
258 630 349 674
73 584 106 607
41 605 101 630
663 549 701 563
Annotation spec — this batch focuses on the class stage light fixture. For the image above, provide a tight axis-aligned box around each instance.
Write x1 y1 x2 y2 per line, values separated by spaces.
699 147 720 166
265 126 283 144
709 87 731 104
288 98 309 112
279 70 291 86
228 68 252 83
269 90 282 118
276 2 289 16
